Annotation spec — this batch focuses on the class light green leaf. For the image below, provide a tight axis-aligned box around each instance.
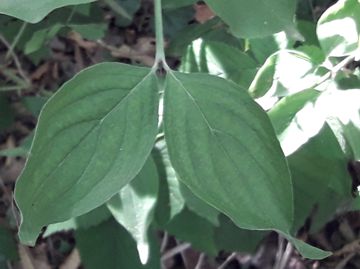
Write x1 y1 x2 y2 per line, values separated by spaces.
180 39 258 89
44 205 111 237
14 63 159 246
0 0 96 23
249 50 320 99
107 157 159 265
269 89 323 156
316 88 360 159
317 0 360 57
153 140 185 225
163 71 330 259
76 219 160 269
203 0 297 38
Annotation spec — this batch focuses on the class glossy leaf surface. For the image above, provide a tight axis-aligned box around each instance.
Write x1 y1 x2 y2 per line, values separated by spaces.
15 63 159 245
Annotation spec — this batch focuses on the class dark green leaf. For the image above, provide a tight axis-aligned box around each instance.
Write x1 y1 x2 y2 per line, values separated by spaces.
15 63 159 245
215 215 266 253
204 0 297 38
164 207 218 255
289 124 353 232
0 226 18 262
76 219 160 269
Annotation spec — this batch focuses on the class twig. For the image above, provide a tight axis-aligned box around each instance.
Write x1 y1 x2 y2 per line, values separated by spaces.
278 242 293 269
218 252 237 269
103 0 132 20
160 232 169 253
5 22 27 60
161 243 191 261
314 54 356 88
194 253 206 269
334 253 356 269
0 33 31 86
274 235 285 269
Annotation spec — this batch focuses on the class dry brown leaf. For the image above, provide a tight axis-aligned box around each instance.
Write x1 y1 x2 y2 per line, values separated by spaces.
194 4 215 24
19 245 51 269
59 249 81 269
68 32 97 51
30 62 50 81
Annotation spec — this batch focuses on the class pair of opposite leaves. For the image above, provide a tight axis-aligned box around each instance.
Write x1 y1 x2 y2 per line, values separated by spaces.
15 62 330 259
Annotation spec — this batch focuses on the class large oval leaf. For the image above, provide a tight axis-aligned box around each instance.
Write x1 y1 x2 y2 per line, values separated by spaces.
163 71 331 259
15 63 159 245
0 0 95 23
164 71 293 232
203 0 297 38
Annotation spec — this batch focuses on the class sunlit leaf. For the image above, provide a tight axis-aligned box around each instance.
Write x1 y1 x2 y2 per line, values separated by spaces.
317 0 360 57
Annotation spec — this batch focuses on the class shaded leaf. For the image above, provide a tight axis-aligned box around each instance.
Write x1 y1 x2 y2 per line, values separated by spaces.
15 63 159 245
76 220 160 269
203 0 297 38
0 0 95 23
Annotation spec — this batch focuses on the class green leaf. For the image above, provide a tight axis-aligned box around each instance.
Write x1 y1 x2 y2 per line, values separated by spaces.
289 124 353 232
269 89 322 156
249 50 320 99
0 0 96 23
180 40 258 89
153 140 185 226
203 0 297 38
44 205 112 237
164 71 293 232
215 215 266 253
107 157 159 264
0 226 18 262
164 207 218 255
0 133 34 158
163 71 330 259
70 23 107 40
179 183 219 226
15 63 159 246
317 88 360 160
317 0 360 57
76 219 160 269
0 94 14 131
162 0 196 9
